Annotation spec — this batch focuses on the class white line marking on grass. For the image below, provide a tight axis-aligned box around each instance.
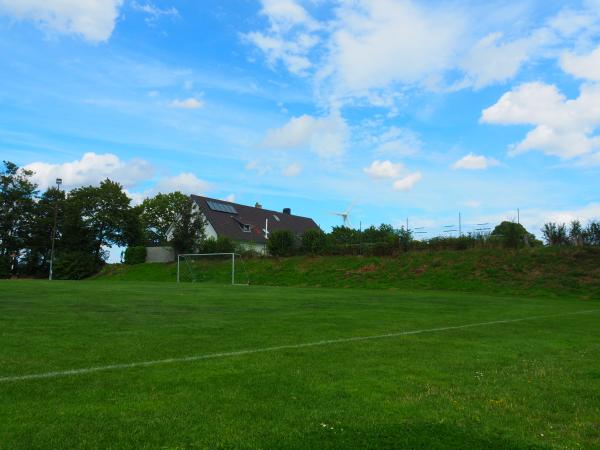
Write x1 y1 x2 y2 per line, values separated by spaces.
1 309 598 383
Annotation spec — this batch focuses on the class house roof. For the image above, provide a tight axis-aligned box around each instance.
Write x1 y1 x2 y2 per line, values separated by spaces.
190 195 319 244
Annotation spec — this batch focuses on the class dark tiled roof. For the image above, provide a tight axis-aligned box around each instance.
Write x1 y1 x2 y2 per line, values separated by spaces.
191 195 319 244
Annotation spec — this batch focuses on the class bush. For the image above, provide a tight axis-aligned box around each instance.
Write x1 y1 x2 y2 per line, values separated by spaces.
53 251 102 279
124 246 147 265
0 255 9 278
301 229 328 254
200 237 235 253
267 230 296 256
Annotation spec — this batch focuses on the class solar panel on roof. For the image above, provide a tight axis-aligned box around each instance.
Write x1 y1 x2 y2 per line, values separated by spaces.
207 200 238 214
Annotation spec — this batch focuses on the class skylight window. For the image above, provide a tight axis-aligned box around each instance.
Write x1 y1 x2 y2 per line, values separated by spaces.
273 214 280 222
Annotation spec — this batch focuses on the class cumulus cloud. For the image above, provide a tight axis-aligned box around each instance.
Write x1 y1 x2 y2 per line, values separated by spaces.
452 153 500 170
481 82 600 161
169 97 203 109
262 111 349 158
153 173 210 195
363 160 404 180
392 172 422 192
321 0 463 95
0 0 123 42
24 152 153 190
561 45 600 82
282 162 302 177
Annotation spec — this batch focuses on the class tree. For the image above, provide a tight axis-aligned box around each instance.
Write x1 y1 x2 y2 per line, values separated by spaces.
267 229 296 256
22 187 65 275
569 220 584 246
584 221 600 246
64 179 133 261
169 198 206 255
0 161 38 261
542 222 568 246
301 229 328 254
492 221 536 248
140 192 189 245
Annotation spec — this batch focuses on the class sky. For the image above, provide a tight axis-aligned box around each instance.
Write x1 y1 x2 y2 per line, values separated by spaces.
1 0 600 244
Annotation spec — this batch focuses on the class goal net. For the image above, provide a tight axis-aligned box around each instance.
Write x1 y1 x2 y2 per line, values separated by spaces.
176 253 249 285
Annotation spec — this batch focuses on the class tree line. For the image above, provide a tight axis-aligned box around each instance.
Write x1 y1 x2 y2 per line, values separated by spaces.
0 161 205 279
2 160 599 278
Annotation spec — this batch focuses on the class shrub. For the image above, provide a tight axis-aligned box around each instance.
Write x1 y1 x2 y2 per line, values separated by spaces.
53 251 102 279
267 230 296 256
124 246 147 265
0 255 9 278
301 229 328 254
542 222 569 246
200 237 235 254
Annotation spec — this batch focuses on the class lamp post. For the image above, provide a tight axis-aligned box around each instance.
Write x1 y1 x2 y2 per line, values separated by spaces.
48 178 63 281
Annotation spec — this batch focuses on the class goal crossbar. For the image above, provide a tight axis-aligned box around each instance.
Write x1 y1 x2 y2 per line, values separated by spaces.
176 253 249 285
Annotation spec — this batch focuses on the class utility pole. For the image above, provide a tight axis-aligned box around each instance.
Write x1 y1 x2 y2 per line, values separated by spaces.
48 178 62 281
459 212 462 236
517 208 520 224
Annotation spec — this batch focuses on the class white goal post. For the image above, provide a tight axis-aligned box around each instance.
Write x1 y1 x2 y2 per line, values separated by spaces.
176 253 249 285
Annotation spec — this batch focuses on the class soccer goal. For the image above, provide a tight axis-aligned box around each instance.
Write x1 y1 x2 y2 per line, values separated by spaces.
176 253 249 285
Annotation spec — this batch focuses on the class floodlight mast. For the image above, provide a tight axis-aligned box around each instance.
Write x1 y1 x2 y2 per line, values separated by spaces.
48 178 62 281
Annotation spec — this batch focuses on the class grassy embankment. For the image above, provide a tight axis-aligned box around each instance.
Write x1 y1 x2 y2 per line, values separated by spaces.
95 247 600 299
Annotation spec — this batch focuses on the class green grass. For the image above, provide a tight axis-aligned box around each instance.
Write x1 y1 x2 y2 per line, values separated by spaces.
96 247 600 299
1 281 599 449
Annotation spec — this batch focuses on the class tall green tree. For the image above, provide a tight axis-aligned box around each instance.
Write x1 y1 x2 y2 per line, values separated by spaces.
169 198 206 255
140 192 189 245
0 161 38 259
64 179 133 260
23 186 65 275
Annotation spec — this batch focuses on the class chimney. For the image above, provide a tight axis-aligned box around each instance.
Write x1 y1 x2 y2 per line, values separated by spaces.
255 202 262 209
283 207 291 215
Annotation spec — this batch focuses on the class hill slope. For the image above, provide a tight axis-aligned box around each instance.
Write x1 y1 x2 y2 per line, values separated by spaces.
95 247 600 299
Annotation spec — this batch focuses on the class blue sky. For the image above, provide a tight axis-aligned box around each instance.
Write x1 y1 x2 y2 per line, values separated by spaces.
1 0 600 242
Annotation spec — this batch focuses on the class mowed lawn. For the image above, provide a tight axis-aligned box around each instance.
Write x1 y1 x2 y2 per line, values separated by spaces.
0 281 599 449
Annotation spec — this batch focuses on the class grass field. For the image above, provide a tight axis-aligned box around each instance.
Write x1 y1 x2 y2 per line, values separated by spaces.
1 281 599 449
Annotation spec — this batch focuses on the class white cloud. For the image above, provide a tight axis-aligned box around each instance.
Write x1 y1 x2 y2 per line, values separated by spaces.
452 153 500 170
223 193 236 202
262 111 349 157
459 30 552 90
259 0 315 32
363 160 404 180
131 1 178 25
321 0 464 95
561 45 600 82
24 152 153 190
169 97 203 109
0 0 123 42
153 173 210 195
393 172 422 192
481 82 600 161
462 199 482 209
282 162 302 177
375 127 422 157
244 0 319 75
245 160 271 176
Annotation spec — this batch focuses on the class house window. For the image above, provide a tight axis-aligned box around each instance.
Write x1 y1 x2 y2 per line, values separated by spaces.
242 224 251 232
